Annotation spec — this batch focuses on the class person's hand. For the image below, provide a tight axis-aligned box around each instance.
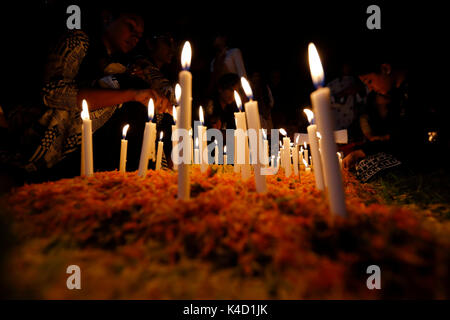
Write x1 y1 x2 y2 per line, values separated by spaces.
343 149 366 170
133 89 172 114
369 134 390 142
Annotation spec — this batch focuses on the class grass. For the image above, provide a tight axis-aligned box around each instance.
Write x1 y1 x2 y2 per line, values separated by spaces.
368 166 450 220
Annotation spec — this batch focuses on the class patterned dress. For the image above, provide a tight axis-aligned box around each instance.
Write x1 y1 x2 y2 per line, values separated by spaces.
2 30 171 172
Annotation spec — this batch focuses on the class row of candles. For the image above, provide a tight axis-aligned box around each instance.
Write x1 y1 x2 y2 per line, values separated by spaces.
80 42 347 216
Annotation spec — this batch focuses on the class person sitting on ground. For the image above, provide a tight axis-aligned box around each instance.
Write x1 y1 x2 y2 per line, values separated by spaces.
343 58 420 175
0 7 171 179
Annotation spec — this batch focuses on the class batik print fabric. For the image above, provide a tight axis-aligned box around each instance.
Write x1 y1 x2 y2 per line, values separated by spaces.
5 30 124 172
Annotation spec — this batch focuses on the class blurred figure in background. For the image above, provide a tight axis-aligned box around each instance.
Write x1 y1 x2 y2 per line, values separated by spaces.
209 33 247 95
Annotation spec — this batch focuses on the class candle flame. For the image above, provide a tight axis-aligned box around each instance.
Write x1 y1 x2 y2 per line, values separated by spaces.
81 100 90 120
175 83 181 104
173 106 177 124
308 43 324 88
240 77 253 100
195 136 198 148
148 99 154 121
303 157 309 168
189 128 192 136
224 145 227 154
199 106 204 125
279 141 282 148
234 90 243 112
159 131 164 140
181 41 192 70
316 131 322 139
295 135 300 144
279 128 287 137
304 142 307 149
122 124 129 139
303 108 315 124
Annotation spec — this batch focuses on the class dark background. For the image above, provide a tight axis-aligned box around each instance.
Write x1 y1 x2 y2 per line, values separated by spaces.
0 0 446 137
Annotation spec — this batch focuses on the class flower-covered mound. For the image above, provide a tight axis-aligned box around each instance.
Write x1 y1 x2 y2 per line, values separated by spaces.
1 166 449 299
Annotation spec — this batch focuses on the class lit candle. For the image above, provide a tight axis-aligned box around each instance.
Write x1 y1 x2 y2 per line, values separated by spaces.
172 105 179 171
279 128 291 176
241 77 267 193
214 140 219 164
224 146 227 165
178 41 192 200
198 106 208 173
233 132 239 172
303 158 311 173
304 108 325 190
292 135 299 176
234 90 251 181
119 124 129 173
80 100 93 176
337 152 343 170
138 99 155 177
308 43 346 216
189 129 194 165
303 142 308 166
262 129 269 167
194 137 200 164
155 131 164 170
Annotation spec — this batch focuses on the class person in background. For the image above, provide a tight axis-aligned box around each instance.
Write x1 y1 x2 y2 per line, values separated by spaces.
0 7 171 181
209 33 247 95
343 59 417 170
250 71 274 132
204 73 240 133
128 32 178 169
326 63 367 141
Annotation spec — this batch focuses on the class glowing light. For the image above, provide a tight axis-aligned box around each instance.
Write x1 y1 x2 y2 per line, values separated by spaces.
122 124 130 139
234 90 243 112
303 108 315 124
181 41 192 70
175 83 181 104
199 106 204 125
240 77 253 100
308 42 324 88
81 100 90 120
148 99 154 121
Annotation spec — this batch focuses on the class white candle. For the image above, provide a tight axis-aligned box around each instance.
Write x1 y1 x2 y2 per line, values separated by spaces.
194 137 200 164
81 123 85 176
189 129 194 164
304 108 325 190
214 140 219 164
138 99 155 177
308 43 346 216
119 124 129 173
81 100 93 176
172 105 179 171
262 129 269 167
303 158 311 173
178 41 192 200
292 136 299 176
224 146 227 165
233 132 239 172
241 77 267 193
280 129 291 177
234 90 251 180
303 142 308 166
198 106 208 173
155 131 164 170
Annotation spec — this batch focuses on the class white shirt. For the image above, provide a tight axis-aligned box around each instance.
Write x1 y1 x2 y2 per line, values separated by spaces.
210 48 247 78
